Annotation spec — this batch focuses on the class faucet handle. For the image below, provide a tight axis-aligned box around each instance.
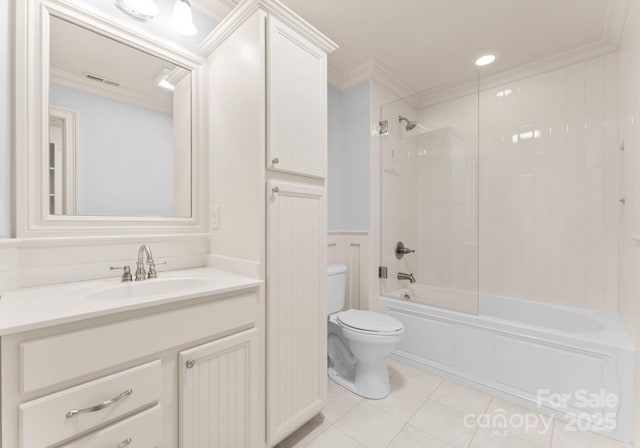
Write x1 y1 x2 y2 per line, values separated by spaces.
146 260 166 279
110 265 133 282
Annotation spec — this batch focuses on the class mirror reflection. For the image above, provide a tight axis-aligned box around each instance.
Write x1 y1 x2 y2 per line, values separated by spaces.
48 16 192 218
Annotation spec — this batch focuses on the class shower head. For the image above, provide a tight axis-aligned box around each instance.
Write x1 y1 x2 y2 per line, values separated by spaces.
399 115 417 131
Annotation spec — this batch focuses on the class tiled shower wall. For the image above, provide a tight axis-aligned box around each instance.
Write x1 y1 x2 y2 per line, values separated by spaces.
616 0 640 442
416 53 620 311
478 55 620 311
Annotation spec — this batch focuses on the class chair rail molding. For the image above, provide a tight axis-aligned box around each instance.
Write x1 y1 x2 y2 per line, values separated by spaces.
327 230 370 311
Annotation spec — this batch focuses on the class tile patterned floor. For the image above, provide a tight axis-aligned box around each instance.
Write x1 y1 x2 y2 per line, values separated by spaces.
277 360 631 448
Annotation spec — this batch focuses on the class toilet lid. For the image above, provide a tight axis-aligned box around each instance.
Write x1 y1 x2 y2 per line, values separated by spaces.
337 309 404 334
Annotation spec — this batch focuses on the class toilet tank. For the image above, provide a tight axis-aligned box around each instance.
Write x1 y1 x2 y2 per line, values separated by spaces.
327 264 347 315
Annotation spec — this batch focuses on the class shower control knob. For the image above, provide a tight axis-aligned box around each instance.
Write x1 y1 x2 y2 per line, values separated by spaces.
395 241 415 260
272 157 279 164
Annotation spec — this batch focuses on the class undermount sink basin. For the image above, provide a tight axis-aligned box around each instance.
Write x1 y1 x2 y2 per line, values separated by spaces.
87 278 209 301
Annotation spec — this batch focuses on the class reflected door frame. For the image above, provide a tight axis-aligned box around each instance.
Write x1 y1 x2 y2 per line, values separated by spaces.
49 105 77 215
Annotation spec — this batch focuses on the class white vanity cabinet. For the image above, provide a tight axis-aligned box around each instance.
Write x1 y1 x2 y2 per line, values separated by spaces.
266 16 327 179
204 1 336 446
179 328 260 447
0 286 261 448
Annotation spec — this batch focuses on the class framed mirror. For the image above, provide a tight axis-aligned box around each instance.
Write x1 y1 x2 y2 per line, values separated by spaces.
15 0 207 237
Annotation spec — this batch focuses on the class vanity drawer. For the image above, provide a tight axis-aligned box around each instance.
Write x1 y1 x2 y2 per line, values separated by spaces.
20 292 258 392
20 360 161 448
60 404 161 448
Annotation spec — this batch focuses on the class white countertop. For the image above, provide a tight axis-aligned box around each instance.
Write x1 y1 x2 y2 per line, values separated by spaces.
0 267 262 336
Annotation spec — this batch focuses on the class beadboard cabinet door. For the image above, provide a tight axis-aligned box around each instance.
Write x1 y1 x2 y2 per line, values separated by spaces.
266 181 327 445
179 328 260 448
266 15 328 179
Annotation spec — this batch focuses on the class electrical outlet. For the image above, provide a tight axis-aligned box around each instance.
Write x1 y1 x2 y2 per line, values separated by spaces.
211 205 220 231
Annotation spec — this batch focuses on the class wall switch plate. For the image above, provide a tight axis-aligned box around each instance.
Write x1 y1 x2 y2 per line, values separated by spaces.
211 205 220 231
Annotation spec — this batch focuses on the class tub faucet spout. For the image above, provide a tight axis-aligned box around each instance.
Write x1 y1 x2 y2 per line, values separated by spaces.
397 272 416 283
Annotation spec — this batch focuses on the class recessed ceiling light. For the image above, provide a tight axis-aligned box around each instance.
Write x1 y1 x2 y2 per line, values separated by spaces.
475 54 496 66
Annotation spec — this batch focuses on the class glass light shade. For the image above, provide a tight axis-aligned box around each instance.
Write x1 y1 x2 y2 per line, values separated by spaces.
168 0 198 36
115 0 159 20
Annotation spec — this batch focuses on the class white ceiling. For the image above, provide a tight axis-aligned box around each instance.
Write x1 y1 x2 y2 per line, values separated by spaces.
205 0 628 95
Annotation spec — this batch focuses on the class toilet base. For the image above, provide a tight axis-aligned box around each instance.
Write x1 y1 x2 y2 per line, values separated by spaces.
328 358 391 400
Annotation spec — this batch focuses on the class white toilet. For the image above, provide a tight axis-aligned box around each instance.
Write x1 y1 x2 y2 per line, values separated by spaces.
327 264 405 399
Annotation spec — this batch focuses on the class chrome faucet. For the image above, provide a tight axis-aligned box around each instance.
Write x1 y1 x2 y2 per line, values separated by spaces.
135 244 165 280
397 272 416 283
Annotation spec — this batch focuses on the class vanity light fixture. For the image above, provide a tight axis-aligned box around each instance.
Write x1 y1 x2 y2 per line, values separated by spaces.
496 89 512 97
475 54 496 66
114 0 159 21
168 0 198 36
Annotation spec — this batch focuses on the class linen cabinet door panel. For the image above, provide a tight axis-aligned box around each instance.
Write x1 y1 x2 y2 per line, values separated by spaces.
266 181 327 445
266 15 327 179
179 328 259 448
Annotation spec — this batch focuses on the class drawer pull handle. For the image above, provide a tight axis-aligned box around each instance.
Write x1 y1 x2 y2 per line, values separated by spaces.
65 389 133 418
117 438 132 448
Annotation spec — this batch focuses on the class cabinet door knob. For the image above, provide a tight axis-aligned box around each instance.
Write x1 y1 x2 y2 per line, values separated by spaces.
272 186 280 194
117 438 132 448
272 157 279 164
186 360 195 369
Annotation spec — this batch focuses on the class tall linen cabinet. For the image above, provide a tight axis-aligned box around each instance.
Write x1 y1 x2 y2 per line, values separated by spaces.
202 1 337 446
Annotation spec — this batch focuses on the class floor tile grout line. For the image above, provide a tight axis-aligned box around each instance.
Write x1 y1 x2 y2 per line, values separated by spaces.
295 420 332 448
383 421 409 448
465 396 496 448
332 424 368 447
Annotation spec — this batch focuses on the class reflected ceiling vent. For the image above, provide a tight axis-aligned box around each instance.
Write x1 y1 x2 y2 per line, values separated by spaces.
83 72 121 88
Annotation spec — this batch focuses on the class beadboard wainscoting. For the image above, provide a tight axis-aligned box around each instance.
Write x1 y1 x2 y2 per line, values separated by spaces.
327 231 370 311
0 234 210 291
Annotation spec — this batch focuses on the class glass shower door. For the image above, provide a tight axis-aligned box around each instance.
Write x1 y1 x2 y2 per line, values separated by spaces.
378 89 479 314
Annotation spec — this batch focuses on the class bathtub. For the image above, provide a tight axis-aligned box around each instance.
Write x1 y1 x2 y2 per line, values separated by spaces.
379 290 636 443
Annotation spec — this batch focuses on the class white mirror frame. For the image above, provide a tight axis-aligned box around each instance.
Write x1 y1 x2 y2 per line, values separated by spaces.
15 0 208 238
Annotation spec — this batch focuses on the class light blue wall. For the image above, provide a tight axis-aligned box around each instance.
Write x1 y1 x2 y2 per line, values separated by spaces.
0 0 10 237
50 84 174 217
327 81 371 231
327 85 344 231
341 82 371 230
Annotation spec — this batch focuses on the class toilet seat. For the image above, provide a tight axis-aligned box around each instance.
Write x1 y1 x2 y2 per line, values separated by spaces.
337 309 404 336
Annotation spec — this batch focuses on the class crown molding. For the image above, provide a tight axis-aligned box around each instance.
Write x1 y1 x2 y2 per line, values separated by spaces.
327 65 346 90
190 0 237 22
50 68 173 115
415 40 619 109
328 59 415 102
201 0 338 55
605 0 631 47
